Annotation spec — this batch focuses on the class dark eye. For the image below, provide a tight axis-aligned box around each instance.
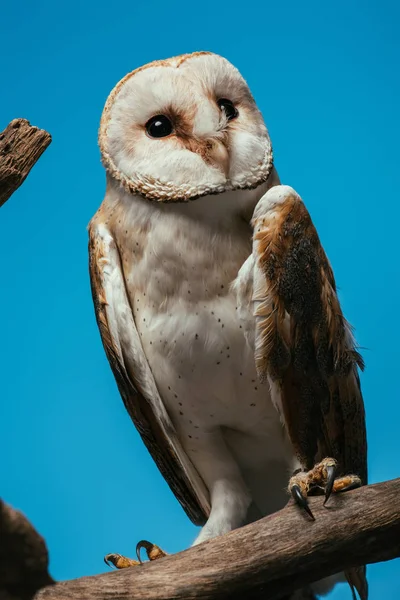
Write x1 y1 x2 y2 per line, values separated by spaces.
145 115 173 138
217 98 238 121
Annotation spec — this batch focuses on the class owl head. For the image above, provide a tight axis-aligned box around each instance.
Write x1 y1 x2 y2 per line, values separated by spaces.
99 52 273 202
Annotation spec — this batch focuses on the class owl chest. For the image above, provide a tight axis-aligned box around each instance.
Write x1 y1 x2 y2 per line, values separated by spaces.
136 292 273 432
124 221 277 436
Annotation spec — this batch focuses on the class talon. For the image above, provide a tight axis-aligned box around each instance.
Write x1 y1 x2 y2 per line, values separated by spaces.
136 540 151 564
136 540 166 563
104 553 119 568
104 552 140 568
324 464 337 505
338 480 361 493
104 554 113 568
291 484 315 520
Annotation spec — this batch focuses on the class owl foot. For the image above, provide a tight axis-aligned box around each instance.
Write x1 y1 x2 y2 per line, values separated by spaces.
104 540 167 569
289 457 361 520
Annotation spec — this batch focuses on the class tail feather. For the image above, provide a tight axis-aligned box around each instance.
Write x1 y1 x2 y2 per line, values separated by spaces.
345 566 368 600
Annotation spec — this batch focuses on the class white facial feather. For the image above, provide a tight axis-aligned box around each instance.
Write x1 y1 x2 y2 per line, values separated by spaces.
99 52 273 201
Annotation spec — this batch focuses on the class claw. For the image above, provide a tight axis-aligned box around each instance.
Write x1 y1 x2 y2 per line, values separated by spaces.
291 484 315 520
136 539 165 563
136 540 167 563
104 554 115 568
338 481 361 493
136 540 151 564
104 553 140 569
324 464 337 505
104 553 120 568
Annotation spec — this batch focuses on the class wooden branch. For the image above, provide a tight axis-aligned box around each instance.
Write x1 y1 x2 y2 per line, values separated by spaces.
0 500 53 600
0 119 51 207
2 479 400 600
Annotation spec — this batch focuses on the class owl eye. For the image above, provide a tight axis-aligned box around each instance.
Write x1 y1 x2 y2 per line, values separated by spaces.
145 115 173 138
217 98 238 121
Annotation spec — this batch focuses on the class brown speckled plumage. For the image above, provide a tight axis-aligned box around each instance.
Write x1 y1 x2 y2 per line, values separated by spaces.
89 222 208 525
253 193 367 485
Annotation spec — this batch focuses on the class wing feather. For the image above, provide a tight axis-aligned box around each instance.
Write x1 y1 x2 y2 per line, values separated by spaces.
89 220 209 525
236 185 367 482
235 185 368 599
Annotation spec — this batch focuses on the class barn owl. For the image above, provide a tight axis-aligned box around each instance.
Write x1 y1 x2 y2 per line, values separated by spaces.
89 52 368 599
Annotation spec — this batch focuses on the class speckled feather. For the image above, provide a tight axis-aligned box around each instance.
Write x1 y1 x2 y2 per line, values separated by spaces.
89 218 210 524
249 187 367 485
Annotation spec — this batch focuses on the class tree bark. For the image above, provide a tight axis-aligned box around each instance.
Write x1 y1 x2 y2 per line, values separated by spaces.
0 500 54 600
1 479 399 600
0 119 51 207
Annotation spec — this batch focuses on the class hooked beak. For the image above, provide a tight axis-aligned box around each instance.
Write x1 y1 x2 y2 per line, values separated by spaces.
183 129 230 178
206 137 230 178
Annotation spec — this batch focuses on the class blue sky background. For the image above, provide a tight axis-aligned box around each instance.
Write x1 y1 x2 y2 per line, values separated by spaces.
1 1 399 597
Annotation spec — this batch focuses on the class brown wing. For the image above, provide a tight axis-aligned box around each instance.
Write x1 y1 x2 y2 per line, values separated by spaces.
248 186 367 484
88 219 209 525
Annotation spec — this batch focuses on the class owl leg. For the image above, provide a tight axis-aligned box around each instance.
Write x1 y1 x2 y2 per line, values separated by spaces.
104 541 167 569
193 476 252 546
289 457 361 520
186 432 252 546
